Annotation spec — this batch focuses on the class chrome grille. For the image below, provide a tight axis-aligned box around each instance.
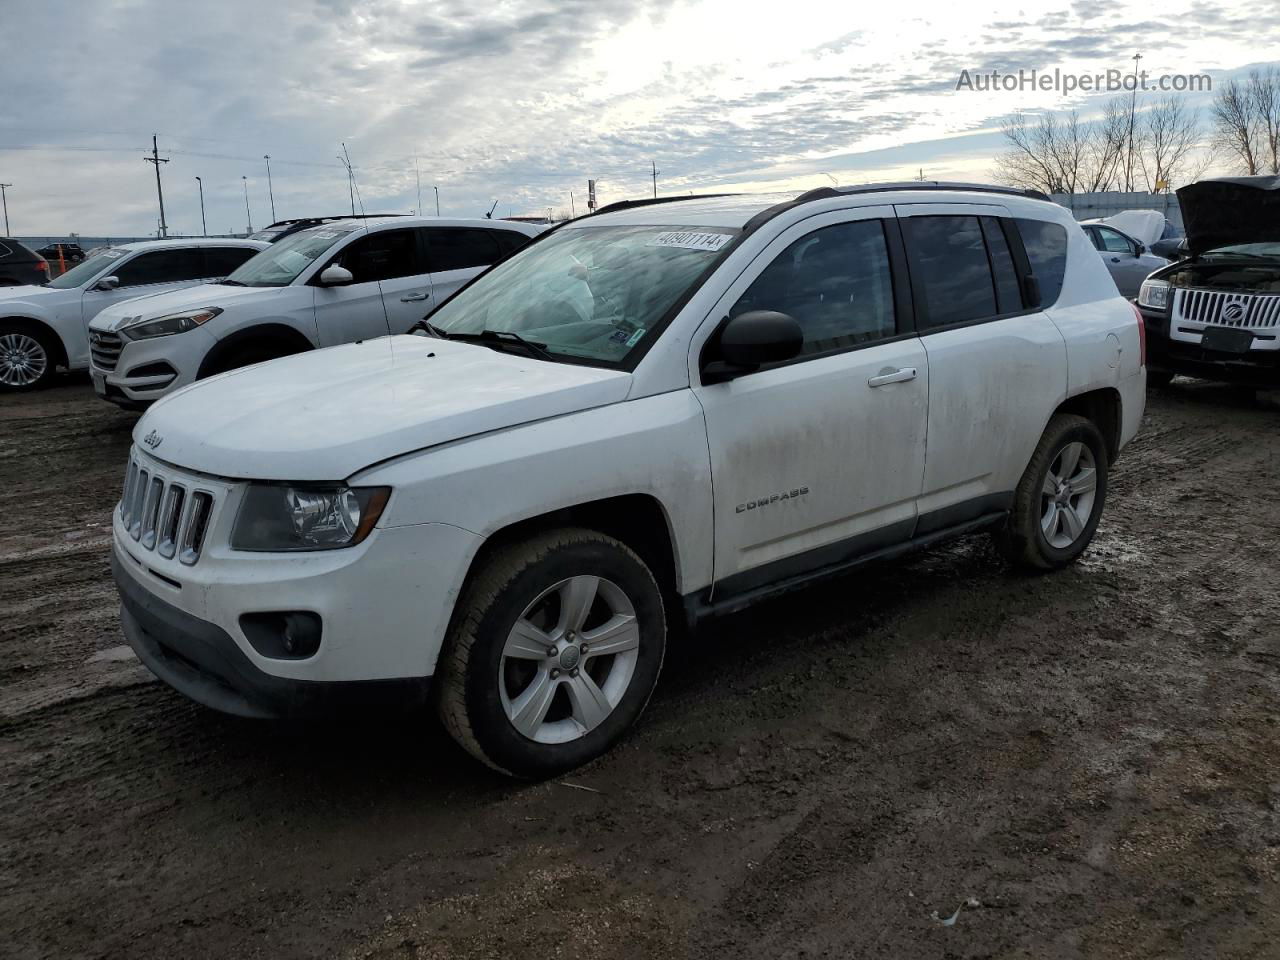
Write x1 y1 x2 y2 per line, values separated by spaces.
90 330 124 371
118 453 216 566
1174 289 1280 329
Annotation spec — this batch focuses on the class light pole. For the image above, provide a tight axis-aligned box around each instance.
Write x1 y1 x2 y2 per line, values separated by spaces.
1125 51 1144 192
195 177 207 237
263 155 276 222
0 183 11 235
242 176 253 234
433 185 440 216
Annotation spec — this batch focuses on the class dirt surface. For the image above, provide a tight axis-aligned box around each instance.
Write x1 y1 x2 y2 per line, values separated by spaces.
3 376 1280 960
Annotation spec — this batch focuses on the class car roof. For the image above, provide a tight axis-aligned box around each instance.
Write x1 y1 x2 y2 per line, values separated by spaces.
110 237 270 253
322 216 543 234
568 182 1061 231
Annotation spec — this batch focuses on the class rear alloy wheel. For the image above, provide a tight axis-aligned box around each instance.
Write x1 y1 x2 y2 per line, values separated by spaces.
0 326 56 391
436 528 666 778
994 413 1108 570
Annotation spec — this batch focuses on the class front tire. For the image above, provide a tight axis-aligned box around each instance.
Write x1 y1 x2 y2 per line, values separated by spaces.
0 321 58 392
436 528 667 778
994 414 1109 570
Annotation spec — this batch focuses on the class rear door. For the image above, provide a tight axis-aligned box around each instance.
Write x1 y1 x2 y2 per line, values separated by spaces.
692 207 929 589
422 227 507 306
895 204 1066 528
200 245 259 280
373 230 433 334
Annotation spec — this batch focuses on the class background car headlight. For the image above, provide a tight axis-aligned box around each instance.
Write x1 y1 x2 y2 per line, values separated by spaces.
1137 279 1170 310
231 484 391 551
121 307 222 340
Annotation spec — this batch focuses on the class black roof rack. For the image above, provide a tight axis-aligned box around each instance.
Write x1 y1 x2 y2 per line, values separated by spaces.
792 181 1050 203
590 194 737 217
259 214 408 229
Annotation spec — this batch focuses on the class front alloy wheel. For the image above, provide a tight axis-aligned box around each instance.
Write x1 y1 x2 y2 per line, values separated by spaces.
0 331 50 390
437 528 666 778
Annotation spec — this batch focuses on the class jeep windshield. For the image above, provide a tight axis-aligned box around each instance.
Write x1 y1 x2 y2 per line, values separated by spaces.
427 224 738 366
223 225 358 287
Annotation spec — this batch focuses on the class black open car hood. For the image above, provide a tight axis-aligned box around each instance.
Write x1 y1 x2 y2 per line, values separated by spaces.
1177 176 1280 255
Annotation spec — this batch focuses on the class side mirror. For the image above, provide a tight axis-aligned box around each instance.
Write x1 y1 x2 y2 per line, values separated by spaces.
94 275 120 291
1134 241 1146 256
702 310 803 384
318 264 354 286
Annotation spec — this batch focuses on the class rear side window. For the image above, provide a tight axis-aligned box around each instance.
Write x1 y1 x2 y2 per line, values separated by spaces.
731 219 897 356
337 229 421 283
0 241 12 260
114 248 207 287
425 228 502 272
204 246 259 277
494 230 532 257
1014 218 1069 307
980 217 1023 315
902 216 998 329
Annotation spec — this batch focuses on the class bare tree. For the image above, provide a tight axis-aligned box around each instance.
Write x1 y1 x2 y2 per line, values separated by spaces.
1211 78 1262 174
995 98 1131 194
1137 97 1202 191
1248 66 1280 174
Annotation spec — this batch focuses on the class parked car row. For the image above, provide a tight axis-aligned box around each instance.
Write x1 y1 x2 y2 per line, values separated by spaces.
109 182 1147 777
0 218 540 395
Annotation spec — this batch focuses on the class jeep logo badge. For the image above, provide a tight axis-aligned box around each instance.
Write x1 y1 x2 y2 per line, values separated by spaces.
143 430 163 450
1222 302 1245 323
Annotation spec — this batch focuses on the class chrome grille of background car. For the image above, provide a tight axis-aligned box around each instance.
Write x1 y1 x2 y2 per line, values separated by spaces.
119 455 215 565
1174 289 1280 329
89 331 123 371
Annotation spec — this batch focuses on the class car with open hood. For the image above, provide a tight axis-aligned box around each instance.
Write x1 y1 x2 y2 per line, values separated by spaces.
110 182 1145 777
1137 176 1280 387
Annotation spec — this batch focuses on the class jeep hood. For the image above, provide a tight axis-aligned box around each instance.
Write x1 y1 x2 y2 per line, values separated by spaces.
1178 176 1280 255
89 282 271 331
136 335 632 480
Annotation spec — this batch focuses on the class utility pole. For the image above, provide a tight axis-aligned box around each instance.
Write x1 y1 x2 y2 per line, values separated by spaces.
0 183 10 235
195 176 207 236
570 191 575 217
144 135 170 237
434 185 440 216
1125 51 1144 192
414 157 423 216
263 155 276 222
241 176 253 233
651 160 658 199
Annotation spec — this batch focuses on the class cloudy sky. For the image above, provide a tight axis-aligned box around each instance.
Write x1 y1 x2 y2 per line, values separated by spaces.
2 0 1277 238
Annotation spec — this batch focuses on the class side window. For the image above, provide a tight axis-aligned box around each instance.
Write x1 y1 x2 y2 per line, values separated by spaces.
203 246 258 277
901 216 997 329
980 217 1024 315
730 219 897 356
336 230 420 283
425 228 502 272
1097 227 1133 254
494 230 532 257
1014 218 1069 307
113 248 206 287
0 241 13 260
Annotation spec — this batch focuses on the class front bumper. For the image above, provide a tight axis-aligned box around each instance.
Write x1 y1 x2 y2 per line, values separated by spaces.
89 326 215 406
1141 308 1280 387
114 551 430 718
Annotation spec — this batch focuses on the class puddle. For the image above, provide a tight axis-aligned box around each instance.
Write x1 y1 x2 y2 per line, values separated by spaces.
85 645 136 664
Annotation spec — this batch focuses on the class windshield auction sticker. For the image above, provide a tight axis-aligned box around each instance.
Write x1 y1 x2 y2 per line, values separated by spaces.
648 231 732 252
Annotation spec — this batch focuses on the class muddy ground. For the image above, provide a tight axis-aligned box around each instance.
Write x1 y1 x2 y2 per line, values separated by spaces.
2 377 1279 960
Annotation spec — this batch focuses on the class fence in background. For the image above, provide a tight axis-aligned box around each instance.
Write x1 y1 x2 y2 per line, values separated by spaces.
1050 191 1185 232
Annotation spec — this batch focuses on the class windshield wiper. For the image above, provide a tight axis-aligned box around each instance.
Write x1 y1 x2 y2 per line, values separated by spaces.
409 319 451 339
450 329 554 361
220 278 247 286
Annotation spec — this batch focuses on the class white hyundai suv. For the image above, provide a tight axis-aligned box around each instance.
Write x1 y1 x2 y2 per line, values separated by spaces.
87 217 542 407
110 183 1145 777
0 238 266 392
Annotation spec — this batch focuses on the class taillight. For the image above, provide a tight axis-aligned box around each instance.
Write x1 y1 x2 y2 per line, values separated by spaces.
36 260 49 278
1132 303 1146 367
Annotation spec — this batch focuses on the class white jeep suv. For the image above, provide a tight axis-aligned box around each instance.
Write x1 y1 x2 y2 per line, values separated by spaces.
88 217 542 407
0 238 266 392
110 183 1145 777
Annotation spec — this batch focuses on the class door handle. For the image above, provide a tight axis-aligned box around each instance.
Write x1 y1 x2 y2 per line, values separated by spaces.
400 292 430 302
1110 256 1121 262
867 367 918 388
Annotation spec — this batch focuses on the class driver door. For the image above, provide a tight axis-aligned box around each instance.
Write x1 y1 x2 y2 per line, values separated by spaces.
312 230 415 346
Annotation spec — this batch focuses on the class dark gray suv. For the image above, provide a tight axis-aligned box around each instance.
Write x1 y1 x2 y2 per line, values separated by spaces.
0 239 49 287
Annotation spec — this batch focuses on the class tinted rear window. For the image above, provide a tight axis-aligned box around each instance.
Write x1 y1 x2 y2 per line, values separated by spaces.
0 240 36 261
1015 218 1069 307
901 215 998 329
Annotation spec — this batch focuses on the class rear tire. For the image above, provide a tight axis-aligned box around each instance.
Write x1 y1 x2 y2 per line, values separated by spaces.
993 414 1108 570
436 528 667 779
0 321 59 392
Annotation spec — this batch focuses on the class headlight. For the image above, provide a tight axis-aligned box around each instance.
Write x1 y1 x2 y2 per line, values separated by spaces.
231 484 391 551
121 307 222 340
1137 279 1170 310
